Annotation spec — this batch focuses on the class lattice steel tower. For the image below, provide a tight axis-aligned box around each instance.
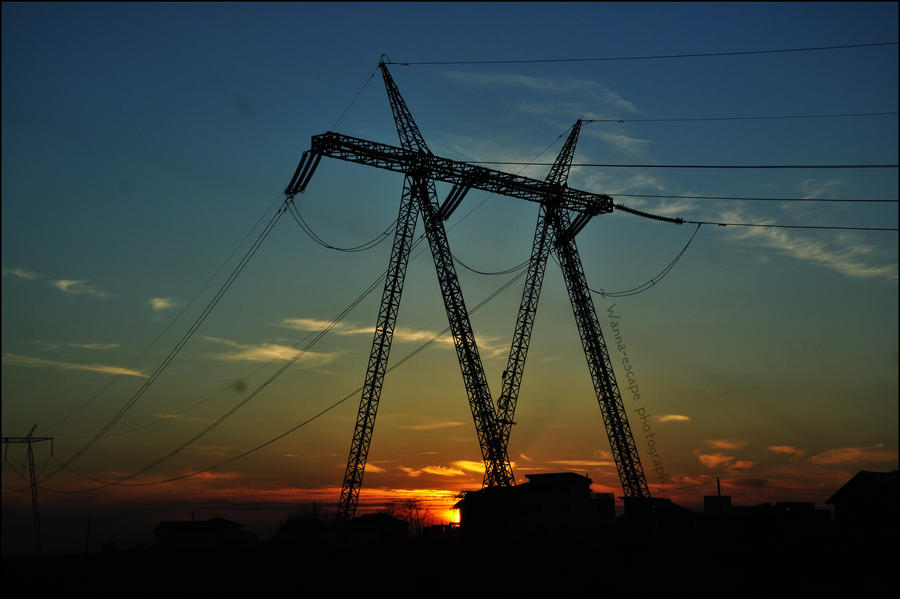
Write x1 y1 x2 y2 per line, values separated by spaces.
285 62 649 521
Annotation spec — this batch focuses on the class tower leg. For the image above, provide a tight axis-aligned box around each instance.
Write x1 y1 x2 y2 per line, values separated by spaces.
337 177 421 521
551 208 651 499
413 175 513 487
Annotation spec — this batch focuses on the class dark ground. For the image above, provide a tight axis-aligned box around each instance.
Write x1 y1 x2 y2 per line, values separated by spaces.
2 529 897 597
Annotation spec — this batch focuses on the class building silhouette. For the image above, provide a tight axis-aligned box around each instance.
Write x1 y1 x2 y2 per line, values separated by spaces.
153 517 257 551
455 472 611 539
827 470 899 537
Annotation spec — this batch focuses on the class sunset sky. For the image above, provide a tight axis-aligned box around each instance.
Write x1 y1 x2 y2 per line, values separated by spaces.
2 2 897 552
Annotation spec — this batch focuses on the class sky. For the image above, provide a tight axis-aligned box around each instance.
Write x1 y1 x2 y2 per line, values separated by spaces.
2 2 898 553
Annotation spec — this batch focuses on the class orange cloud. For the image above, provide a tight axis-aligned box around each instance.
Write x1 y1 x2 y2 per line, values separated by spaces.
698 453 734 469
768 445 805 457
453 460 485 474
658 414 691 423
398 421 465 431
421 466 465 477
808 444 897 466
705 439 745 450
547 459 615 468
729 461 759 470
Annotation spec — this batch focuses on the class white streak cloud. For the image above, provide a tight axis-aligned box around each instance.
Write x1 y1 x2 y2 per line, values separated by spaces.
150 297 176 311
51 279 109 298
202 336 335 366
721 209 898 280
2 267 40 280
66 342 120 350
2 353 146 377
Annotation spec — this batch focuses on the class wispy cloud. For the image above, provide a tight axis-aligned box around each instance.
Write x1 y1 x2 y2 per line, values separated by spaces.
51 279 109 298
365 464 387 474
799 177 844 199
2 267 40 280
444 71 640 115
730 460 759 470
400 466 422 478
453 460 486 474
582 127 650 156
150 297 176 311
202 336 335 367
276 316 508 357
547 459 615 468
421 465 466 477
705 439 746 450
2 353 146 377
657 414 691 423
66 342 120 350
398 421 466 431
768 445 806 457
721 208 898 280
808 444 897 466
697 453 734 469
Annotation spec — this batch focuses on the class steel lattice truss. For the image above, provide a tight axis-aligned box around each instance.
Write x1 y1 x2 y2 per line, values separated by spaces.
286 63 649 521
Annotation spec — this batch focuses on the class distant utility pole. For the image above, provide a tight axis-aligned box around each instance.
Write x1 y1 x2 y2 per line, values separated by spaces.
2 425 54 554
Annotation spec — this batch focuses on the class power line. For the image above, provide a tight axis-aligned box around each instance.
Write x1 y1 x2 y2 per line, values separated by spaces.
331 67 379 130
40 268 530 493
387 41 899 66
590 223 702 298
467 161 899 169
686 220 898 231
43 128 568 454
614 202 898 231
613 193 897 204
453 253 530 276
287 198 397 252
44 192 287 433
584 111 898 123
43 202 287 481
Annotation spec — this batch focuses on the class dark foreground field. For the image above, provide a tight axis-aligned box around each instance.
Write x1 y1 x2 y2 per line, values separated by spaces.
2 531 897 598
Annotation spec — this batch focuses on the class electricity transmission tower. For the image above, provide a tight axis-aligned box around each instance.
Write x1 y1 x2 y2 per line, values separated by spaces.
286 62 649 521
3 425 54 553
495 120 650 499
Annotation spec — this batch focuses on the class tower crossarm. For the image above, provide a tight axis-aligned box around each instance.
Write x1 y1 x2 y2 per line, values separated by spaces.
300 132 613 216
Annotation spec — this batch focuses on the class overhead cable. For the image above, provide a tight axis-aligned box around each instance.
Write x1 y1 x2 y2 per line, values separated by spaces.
584 111 898 123
43 201 287 481
452 253 530 276
44 193 287 433
37 124 583 490
613 202 898 231
41 268 529 492
288 198 397 252
613 193 897 204
387 41 898 66
331 66 379 130
590 223 702 298
466 161 899 169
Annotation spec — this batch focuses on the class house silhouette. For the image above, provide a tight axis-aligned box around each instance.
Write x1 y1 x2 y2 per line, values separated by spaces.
826 470 899 536
153 517 257 551
454 472 610 539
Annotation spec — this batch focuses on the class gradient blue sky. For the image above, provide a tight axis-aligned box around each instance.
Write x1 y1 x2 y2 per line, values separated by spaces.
2 2 897 552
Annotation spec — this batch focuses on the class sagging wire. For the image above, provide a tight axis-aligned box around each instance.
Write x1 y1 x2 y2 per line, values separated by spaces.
591 223 702 298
